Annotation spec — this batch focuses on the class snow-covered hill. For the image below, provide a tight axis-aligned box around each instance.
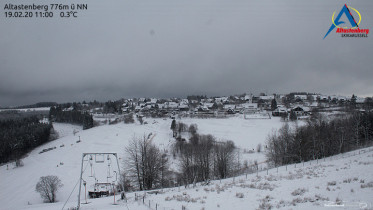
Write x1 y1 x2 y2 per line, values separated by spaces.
139 148 373 210
1 116 372 210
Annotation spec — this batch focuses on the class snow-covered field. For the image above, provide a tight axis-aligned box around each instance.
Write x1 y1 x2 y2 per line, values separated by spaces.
1 116 372 210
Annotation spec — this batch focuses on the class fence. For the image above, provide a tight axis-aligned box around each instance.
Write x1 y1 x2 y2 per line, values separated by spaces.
137 147 373 210
134 192 176 210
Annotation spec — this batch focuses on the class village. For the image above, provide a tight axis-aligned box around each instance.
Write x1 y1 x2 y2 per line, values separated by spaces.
68 93 372 121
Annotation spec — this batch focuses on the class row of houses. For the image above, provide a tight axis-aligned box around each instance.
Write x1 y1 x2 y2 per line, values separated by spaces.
81 93 370 116
272 106 311 117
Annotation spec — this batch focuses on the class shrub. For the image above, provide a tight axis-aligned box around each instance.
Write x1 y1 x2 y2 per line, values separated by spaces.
361 181 373 188
327 181 337 186
15 159 24 167
291 188 308 196
35 175 63 203
124 114 135 124
236 192 244 198
257 143 262 153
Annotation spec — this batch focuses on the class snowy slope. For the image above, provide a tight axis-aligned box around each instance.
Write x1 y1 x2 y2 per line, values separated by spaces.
4 143 373 210
139 148 373 210
2 117 368 210
0 119 174 210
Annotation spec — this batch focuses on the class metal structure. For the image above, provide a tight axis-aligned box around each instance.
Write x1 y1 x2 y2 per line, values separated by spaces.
77 153 122 209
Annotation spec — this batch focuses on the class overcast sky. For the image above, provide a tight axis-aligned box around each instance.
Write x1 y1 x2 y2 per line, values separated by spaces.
1 0 372 106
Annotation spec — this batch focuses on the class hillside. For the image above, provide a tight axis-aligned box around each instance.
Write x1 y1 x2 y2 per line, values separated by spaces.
0 116 284 209
1 116 372 210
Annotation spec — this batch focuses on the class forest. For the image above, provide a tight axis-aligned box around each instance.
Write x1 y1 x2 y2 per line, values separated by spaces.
49 106 94 130
0 115 52 164
266 111 373 166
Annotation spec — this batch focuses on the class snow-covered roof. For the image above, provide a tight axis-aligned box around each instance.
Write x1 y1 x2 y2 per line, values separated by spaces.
242 103 258 109
294 95 307 100
203 103 214 108
259 95 274 100
215 97 228 103
149 98 158 104
244 94 252 100
178 104 189 109
223 104 236 110
356 97 365 103
167 102 178 108
274 107 287 112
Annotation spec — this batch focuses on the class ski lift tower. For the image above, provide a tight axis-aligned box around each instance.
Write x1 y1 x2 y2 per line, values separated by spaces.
77 153 122 209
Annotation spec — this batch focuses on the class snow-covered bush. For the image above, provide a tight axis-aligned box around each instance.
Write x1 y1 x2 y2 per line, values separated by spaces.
257 195 273 210
123 114 134 124
343 178 352 183
291 188 308 196
235 192 244 198
361 181 373 188
257 143 262 153
327 181 337 186
15 159 24 167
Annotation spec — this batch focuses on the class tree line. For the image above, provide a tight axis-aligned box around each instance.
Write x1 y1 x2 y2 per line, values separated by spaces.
0 116 52 164
123 121 238 191
49 106 94 129
172 122 237 184
266 111 373 166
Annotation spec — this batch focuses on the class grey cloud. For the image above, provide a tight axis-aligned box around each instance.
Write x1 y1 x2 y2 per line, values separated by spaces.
0 0 372 106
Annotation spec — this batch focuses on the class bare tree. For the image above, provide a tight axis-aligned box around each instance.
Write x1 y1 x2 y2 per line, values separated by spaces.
124 135 168 190
125 136 143 190
35 175 63 203
213 141 235 179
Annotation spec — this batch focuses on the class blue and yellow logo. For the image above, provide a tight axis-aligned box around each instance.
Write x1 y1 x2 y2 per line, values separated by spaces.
324 4 369 39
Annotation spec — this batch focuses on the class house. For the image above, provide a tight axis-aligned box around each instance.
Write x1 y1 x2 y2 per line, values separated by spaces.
356 97 365 104
240 103 258 113
158 103 166 110
310 95 320 101
149 98 158 104
203 103 215 110
223 104 236 110
189 100 199 104
294 95 307 100
309 102 319 108
166 102 179 110
320 95 329 101
215 97 229 103
272 107 287 117
244 94 253 101
63 106 74 111
291 106 310 116
242 103 258 110
259 95 275 101
178 104 189 111
223 104 236 114
134 106 142 112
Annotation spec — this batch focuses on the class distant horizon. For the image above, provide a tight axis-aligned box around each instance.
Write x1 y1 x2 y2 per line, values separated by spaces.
1 91 371 108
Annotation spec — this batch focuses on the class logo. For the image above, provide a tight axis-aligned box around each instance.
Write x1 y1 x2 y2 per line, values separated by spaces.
324 4 369 39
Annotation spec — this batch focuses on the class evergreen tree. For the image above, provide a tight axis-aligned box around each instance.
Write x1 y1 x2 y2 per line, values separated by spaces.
289 110 297 121
171 119 176 130
271 99 277 111
351 94 357 109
